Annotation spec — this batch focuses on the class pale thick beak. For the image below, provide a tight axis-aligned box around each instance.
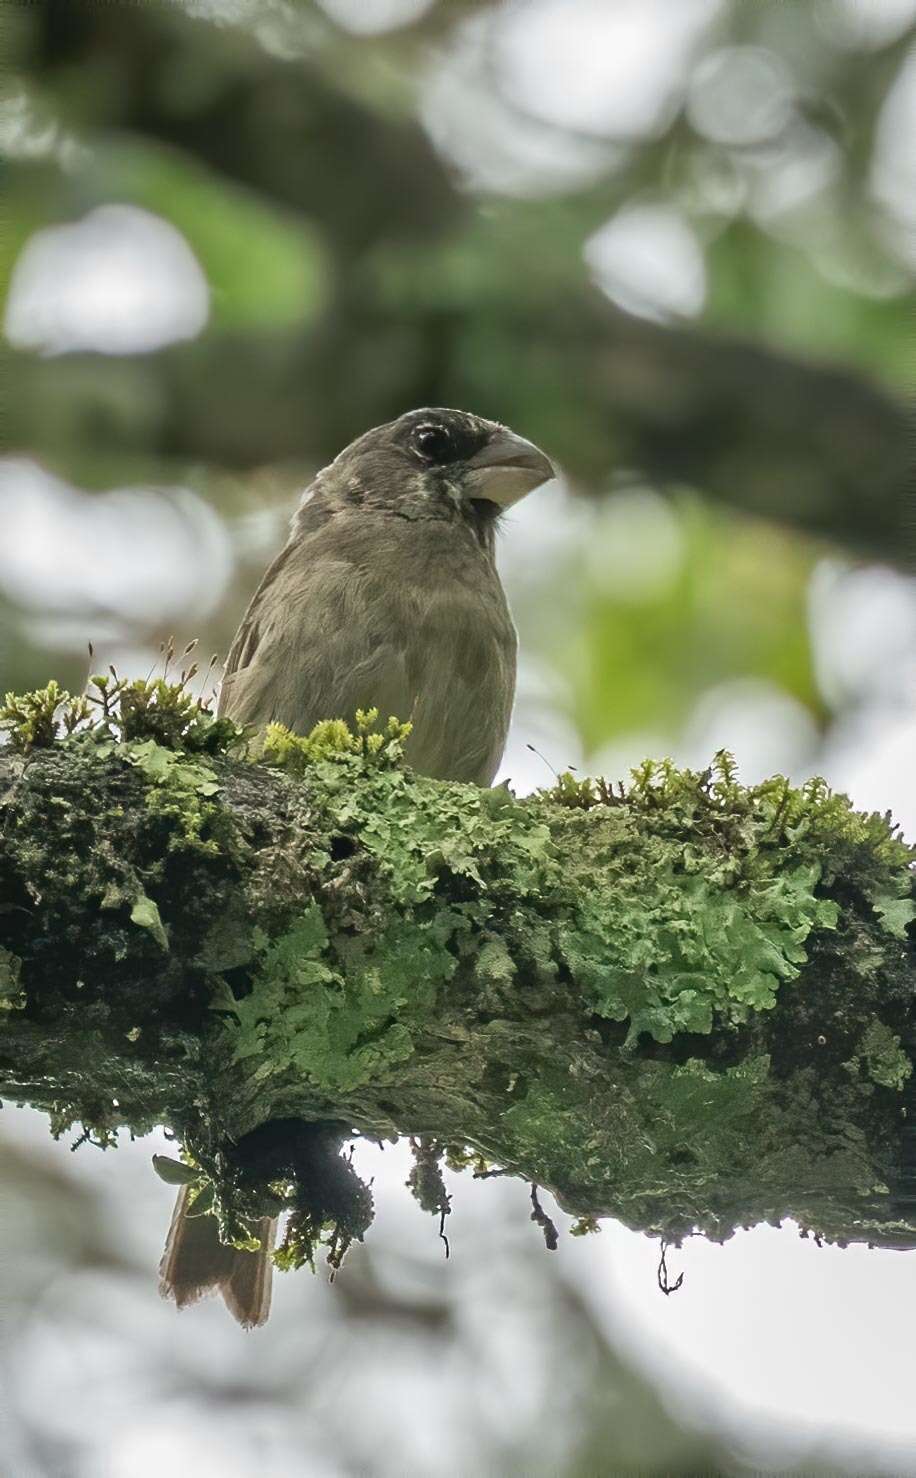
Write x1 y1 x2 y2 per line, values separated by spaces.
464 428 554 509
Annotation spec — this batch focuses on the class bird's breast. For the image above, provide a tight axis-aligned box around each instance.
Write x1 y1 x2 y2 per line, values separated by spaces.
386 538 517 784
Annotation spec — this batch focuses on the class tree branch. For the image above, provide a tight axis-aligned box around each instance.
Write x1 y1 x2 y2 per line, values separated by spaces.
6 294 911 567
1 699 913 1256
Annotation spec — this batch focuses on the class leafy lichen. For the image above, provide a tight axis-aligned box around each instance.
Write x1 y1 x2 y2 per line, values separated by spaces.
562 852 839 1043
0 947 25 1011
225 902 457 1095
119 737 231 857
853 1019 912 1091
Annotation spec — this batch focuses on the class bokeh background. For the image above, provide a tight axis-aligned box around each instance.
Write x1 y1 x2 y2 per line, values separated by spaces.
1 1 914 1474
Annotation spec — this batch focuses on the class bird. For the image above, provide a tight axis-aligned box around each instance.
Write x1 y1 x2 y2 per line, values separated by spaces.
158 407 554 1327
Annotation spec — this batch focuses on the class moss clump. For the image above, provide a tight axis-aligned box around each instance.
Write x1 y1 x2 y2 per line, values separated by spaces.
261 708 412 773
0 665 252 1157
86 643 244 755
1 651 245 759
406 1137 452 1220
0 680 90 750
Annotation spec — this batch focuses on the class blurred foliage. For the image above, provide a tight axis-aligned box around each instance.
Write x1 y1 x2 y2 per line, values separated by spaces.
1 4 914 1468
0 0 912 761
702 219 916 386
514 491 827 755
92 140 329 331
1 0 910 739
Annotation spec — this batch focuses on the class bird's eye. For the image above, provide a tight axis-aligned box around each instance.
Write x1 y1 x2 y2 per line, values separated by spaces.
413 424 454 463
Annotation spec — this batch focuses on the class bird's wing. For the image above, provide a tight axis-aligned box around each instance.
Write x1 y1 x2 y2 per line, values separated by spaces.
218 542 298 706
217 539 412 734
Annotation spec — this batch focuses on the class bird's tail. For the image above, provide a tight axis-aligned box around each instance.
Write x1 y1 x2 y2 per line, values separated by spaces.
158 1183 277 1330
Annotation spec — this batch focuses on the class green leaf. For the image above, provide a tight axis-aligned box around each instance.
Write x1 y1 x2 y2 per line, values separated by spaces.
127 738 175 783
186 1184 215 1218
208 977 241 1014
152 1154 198 1185
130 893 169 951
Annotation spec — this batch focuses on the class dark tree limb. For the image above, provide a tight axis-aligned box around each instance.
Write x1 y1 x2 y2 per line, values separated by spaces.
7 2 912 564
1 716 913 1254
20 0 462 253
5 294 911 567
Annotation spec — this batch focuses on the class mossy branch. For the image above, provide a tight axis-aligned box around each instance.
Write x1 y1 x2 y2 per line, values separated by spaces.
1 680 914 1270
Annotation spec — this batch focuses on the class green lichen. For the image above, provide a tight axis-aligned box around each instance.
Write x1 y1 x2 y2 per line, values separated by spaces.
542 752 910 1043
854 1019 912 1091
872 891 916 940
224 901 457 1094
0 947 25 1010
120 737 228 856
316 755 555 909
563 858 838 1043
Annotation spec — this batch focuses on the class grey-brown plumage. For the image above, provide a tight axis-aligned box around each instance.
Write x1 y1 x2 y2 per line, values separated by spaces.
158 407 553 1327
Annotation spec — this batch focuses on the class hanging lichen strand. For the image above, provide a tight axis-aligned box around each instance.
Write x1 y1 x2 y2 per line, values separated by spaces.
1 674 914 1272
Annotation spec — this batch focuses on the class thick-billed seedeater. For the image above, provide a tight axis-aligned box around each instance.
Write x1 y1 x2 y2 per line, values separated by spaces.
159 408 554 1326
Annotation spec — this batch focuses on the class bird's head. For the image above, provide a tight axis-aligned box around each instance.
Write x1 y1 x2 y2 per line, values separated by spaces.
296 408 554 544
